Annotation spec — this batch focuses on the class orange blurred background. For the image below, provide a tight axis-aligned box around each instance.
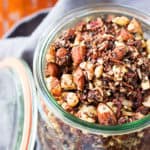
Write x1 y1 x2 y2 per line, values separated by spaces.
0 0 57 37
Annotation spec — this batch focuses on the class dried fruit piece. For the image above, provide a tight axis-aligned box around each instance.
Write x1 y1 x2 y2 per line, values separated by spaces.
61 74 76 90
127 18 142 34
71 45 86 66
46 45 56 63
112 16 129 26
143 95 150 107
46 77 62 97
77 105 97 123
73 67 85 90
94 65 103 78
63 92 79 107
46 63 59 77
97 103 117 125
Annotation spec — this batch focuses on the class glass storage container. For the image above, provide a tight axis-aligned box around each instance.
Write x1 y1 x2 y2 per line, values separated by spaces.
0 58 37 150
34 4 150 150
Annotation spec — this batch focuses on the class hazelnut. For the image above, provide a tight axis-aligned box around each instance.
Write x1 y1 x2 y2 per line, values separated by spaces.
64 92 79 107
77 105 97 123
61 74 76 90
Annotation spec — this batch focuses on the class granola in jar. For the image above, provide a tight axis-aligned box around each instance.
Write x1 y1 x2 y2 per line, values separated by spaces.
38 13 150 150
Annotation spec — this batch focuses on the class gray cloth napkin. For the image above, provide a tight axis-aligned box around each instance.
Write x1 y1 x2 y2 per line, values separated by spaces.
0 0 150 65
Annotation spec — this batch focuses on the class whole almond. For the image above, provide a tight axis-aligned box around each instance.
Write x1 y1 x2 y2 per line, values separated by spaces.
97 103 117 125
72 46 86 66
47 62 59 77
73 67 85 90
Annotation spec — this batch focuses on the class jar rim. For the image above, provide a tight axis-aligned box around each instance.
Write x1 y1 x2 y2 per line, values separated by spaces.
34 3 150 135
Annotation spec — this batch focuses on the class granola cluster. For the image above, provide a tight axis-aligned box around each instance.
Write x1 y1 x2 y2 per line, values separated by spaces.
45 15 150 125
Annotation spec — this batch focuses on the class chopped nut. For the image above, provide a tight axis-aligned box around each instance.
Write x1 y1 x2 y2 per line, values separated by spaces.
77 105 97 123
112 65 127 81
61 74 76 90
63 92 79 107
112 46 127 60
143 95 150 107
56 48 67 58
141 76 150 90
97 103 117 125
94 65 103 78
112 16 129 26
146 39 150 54
80 61 95 80
122 99 133 108
117 28 133 41
134 112 145 120
122 111 134 116
71 45 86 66
46 76 61 97
127 18 142 34
46 45 56 63
46 63 59 77
73 67 85 90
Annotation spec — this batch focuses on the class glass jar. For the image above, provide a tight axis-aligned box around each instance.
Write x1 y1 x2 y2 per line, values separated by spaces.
0 58 37 150
34 4 150 150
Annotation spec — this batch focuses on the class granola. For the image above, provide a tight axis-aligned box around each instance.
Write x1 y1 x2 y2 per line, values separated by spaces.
45 15 150 125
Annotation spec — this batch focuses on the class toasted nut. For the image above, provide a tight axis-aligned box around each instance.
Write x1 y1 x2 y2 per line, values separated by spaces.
127 18 142 34
46 45 56 63
94 65 103 78
46 63 58 77
146 39 150 54
46 76 61 97
122 99 133 108
77 105 97 123
117 28 133 41
122 111 134 116
143 95 150 107
112 65 127 81
112 16 129 26
61 74 76 90
56 48 67 58
134 112 145 120
72 46 86 65
64 92 79 107
80 61 95 80
112 46 127 60
141 76 150 90
73 67 85 90
97 103 117 125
